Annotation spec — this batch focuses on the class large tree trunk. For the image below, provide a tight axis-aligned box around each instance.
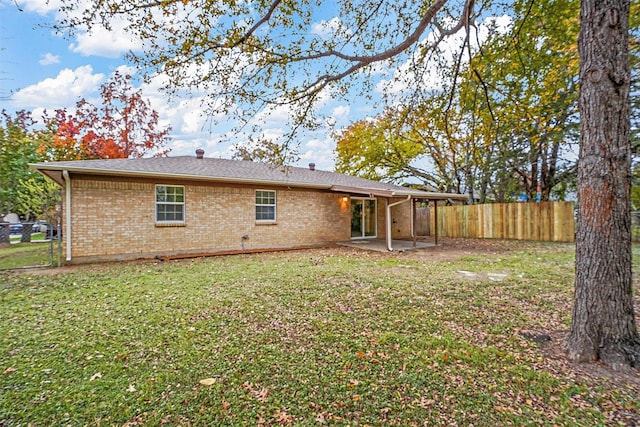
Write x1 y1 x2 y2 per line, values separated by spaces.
567 0 640 369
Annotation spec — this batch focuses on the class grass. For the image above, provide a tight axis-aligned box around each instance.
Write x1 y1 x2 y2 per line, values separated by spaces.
0 241 638 426
0 238 57 270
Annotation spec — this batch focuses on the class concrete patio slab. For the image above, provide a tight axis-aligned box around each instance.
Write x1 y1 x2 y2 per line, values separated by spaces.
338 239 437 253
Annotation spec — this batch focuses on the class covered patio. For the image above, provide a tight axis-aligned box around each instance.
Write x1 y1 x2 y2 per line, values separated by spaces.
332 186 469 252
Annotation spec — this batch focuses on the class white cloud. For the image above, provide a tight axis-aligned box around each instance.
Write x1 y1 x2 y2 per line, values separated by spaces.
260 127 286 142
69 23 142 58
114 64 138 75
311 17 351 40
11 65 104 109
3 0 141 59
102 66 242 159
140 73 222 135
331 105 350 121
9 0 62 14
176 100 209 134
479 15 512 37
39 53 60 65
299 134 336 171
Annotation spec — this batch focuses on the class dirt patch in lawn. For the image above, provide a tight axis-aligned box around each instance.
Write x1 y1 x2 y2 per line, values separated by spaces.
330 238 544 262
532 329 640 426
405 237 549 262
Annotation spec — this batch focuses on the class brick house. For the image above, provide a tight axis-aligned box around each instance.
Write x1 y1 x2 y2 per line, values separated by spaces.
30 152 467 263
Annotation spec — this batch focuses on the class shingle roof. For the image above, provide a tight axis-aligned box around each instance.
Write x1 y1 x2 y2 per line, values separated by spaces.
30 156 468 200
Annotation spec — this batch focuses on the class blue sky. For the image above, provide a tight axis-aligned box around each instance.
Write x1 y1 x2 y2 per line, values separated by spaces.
0 0 509 172
0 0 391 170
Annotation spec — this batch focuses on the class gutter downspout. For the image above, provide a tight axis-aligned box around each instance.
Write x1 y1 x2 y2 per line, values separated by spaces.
410 199 415 239
62 170 72 262
386 195 412 251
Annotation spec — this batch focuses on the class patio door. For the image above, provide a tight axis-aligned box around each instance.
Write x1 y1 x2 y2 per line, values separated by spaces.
351 198 377 238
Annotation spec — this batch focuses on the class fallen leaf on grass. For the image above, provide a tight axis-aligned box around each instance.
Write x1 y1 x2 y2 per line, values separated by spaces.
273 409 294 424
199 378 217 386
243 381 269 402
316 412 335 422
417 396 435 408
89 372 102 381
3 367 16 374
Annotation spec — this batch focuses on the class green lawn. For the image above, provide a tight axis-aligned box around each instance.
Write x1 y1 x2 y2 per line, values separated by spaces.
1 241 638 426
0 238 57 270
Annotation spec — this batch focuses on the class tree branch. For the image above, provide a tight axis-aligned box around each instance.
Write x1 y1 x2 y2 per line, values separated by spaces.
287 0 476 100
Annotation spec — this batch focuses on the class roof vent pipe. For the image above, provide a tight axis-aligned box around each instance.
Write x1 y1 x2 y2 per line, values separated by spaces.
196 149 205 159
308 163 316 171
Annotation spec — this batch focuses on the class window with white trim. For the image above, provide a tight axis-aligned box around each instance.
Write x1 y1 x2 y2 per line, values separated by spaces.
255 190 276 222
156 185 185 223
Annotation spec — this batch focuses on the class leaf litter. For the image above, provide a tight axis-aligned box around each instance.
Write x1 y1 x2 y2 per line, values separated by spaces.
0 238 638 425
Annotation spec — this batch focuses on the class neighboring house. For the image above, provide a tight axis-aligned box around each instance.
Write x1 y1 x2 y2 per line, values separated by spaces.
30 151 468 263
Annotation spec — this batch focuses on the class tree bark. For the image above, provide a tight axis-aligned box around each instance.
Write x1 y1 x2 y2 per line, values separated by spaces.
567 0 640 369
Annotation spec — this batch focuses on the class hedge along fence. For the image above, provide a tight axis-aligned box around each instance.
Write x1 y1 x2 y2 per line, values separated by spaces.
428 201 576 243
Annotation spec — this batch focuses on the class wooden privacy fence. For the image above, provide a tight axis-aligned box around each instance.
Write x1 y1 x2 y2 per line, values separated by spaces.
422 201 575 242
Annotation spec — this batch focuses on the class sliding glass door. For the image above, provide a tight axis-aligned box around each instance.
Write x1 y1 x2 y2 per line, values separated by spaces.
351 198 377 238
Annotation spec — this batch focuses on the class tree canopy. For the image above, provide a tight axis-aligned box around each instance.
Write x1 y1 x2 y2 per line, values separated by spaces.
37 72 171 161
0 72 171 220
335 0 581 202
56 0 483 141
0 111 40 217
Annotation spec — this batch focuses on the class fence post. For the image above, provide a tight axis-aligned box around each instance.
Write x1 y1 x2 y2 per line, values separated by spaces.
0 223 9 245
20 223 33 243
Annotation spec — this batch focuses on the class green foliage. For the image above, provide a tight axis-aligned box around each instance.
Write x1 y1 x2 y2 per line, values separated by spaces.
15 176 61 225
1 244 638 424
0 111 42 218
334 108 427 183
470 0 580 202
334 0 582 202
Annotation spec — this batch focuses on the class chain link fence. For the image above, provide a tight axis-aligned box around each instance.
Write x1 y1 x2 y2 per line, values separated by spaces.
0 222 62 270
632 212 640 243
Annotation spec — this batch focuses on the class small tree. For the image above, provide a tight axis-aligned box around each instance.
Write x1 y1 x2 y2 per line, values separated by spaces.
0 110 40 217
75 71 171 159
